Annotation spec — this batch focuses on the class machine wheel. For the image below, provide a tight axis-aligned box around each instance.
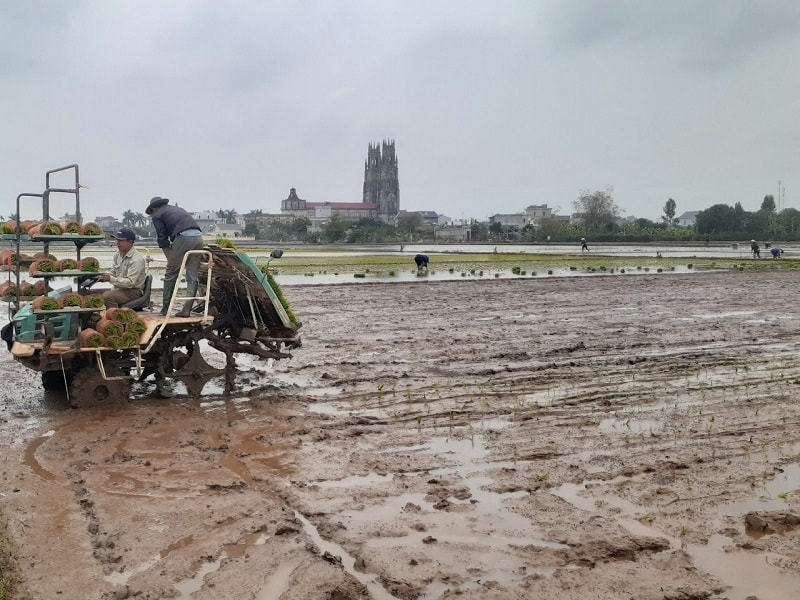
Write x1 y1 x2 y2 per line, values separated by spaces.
155 329 227 397
68 369 132 407
41 370 74 391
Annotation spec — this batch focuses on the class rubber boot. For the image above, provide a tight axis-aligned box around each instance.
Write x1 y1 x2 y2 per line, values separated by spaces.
160 280 176 316
175 282 198 318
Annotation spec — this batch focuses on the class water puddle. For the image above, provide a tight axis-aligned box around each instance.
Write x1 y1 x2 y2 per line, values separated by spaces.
308 400 349 416
254 557 303 599
294 510 399 600
598 417 663 434
332 435 566 596
552 476 800 600
107 530 272 595
23 429 57 481
315 472 394 488
716 463 800 520
691 310 760 320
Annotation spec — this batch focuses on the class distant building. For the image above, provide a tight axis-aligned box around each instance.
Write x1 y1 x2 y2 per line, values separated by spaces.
396 210 438 226
205 223 244 239
93 216 120 230
676 211 698 227
490 204 556 229
193 210 219 233
489 213 529 228
363 140 400 223
280 187 377 228
435 226 472 242
278 140 401 227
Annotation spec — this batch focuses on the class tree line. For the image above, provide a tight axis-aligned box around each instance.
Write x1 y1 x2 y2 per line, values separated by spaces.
74 192 798 245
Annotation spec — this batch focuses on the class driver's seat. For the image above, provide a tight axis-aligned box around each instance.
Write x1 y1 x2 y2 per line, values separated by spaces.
124 274 153 311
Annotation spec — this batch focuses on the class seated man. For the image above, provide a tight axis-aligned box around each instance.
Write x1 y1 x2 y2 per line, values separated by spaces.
99 228 147 308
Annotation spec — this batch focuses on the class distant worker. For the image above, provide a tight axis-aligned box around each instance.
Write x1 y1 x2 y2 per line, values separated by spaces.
581 237 589 252
414 254 429 270
99 228 147 308
771 247 784 258
750 240 760 258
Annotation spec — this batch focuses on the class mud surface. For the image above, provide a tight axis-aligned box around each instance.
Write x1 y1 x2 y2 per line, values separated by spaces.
2 271 800 599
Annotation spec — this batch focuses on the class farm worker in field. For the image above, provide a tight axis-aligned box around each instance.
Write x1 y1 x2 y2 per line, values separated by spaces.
580 237 589 252
771 247 783 258
146 197 204 316
750 240 760 258
99 228 147 308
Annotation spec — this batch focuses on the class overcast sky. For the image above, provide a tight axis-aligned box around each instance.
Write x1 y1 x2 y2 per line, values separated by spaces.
2 1 799 224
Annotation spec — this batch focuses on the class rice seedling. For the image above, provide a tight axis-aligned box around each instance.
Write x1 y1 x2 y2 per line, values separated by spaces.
638 513 655 523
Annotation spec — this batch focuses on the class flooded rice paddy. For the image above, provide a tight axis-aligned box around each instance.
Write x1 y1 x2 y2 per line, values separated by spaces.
1 244 800 598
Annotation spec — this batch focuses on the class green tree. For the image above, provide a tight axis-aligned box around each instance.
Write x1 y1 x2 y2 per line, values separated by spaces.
777 208 800 239
290 217 310 236
662 198 676 226
122 210 137 227
470 221 489 242
573 187 622 231
695 204 747 236
761 195 776 213
320 214 349 243
217 209 238 224
396 212 423 240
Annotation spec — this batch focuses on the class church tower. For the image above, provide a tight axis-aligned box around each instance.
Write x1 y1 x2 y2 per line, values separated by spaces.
363 140 399 222
280 187 306 213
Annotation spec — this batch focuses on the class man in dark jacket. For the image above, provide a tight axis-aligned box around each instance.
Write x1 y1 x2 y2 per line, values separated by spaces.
146 196 204 316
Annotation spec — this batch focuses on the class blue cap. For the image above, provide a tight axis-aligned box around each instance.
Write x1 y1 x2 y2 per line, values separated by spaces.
112 228 136 241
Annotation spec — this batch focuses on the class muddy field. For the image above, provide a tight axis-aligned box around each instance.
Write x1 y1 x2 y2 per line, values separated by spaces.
2 270 800 599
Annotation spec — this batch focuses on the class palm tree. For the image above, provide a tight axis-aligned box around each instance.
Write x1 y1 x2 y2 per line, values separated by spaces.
217 209 238 224
134 212 148 227
122 210 137 227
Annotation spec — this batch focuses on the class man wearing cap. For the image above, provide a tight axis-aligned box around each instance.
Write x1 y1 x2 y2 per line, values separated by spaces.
146 196 204 316
99 228 148 308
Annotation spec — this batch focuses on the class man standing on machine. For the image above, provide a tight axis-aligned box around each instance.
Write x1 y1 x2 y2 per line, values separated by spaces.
146 196 203 316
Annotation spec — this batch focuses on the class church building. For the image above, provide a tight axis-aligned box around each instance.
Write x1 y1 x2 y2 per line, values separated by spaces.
279 140 400 225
